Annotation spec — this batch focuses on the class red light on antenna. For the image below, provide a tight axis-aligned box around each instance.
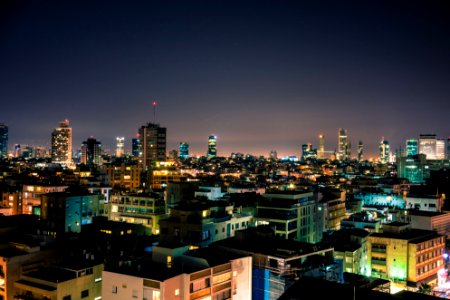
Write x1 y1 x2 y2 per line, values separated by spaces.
152 101 157 106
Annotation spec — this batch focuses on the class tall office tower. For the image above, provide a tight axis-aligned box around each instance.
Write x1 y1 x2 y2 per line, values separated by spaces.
447 138 450 160
0 123 8 158
51 119 72 166
301 143 312 161
179 142 189 159
406 138 418 157
81 137 103 165
338 128 349 160
14 144 21 158
138 123 167 167
132 137 140 157
207 135 217 159
116 137 125 157
419 134 437 160
436 139 445 160
379 138 390 164
357 141 363 162
269 150 278 160
318 134 325 159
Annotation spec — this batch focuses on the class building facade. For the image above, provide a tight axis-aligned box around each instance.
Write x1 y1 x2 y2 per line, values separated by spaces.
109 192 167 235
51 119 72 166
138 123 166 167
0 123 8 158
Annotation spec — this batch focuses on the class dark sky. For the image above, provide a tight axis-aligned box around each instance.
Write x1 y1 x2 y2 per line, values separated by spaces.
1 0 449 158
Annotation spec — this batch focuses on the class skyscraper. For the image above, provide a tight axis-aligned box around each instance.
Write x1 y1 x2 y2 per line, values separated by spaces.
179 142 189 159
338 128 349 161
138 123 166 167
116 137 125 157
357 141 363 162
132 137 140 158
447 138 450 160
318 134 325 159
0 123 8 158
81 137 103 165
51 119 72 166
379 138 390 164
406 139 418 157
419 134 437 160
436 139 445 160
207 135 217 159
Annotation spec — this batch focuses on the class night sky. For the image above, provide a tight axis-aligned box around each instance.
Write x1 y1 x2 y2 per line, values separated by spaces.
1 0 449 158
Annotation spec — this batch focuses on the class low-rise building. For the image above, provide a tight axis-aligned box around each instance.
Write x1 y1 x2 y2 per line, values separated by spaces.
159 200 252 247
14 258 103 300
102 244 252 300
109 191 168 235
368 222 445 290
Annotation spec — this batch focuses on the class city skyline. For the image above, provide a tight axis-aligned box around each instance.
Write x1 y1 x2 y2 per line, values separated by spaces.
1 0 449 158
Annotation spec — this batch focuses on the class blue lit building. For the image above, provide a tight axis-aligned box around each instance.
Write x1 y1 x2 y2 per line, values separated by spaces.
41 191 104 235
179 142 189 159
0 122 7 158
132 137 140 157
406 138 418 157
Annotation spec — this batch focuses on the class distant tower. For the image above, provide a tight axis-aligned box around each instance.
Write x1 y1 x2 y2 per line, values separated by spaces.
51 119 72 166
269 150 278 160
207 135 217 159
419 134 437 160
301 144 312 161
357 141 363 162
318 134 325 159
0 123 8 158
379 137 390 164
116 137 125 157
14 144 21 158
447 137 450 160
406 139 418 157
132 137 140 158
81 137 103 165
338 128 349 161
138 123 167 167
436 139 445 160
179 142 189 159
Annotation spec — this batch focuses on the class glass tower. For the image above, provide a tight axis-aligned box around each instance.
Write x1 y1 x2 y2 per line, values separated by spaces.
207 135 217 159
179 142 189 159
0 123 8 158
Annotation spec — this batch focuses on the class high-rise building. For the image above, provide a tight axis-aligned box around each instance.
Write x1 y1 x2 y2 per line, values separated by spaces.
207 135 217 159
318 134 325 159
301 143 317 161
0 122 8 158
379 138 390 164
138 123 166 167
406 138 418 157
51 119 72 166
80 137 103 165
179 142 189 159
436 139 445 160
115 137 124 157
13 144 21 158
131 137 140 157
338 128 350 161
419 134 437 160
269 150 278 160
357 141 363 162
447 138 450 160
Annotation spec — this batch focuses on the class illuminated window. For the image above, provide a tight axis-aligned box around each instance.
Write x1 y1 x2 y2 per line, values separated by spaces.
175 289 180 296
152 291 160 300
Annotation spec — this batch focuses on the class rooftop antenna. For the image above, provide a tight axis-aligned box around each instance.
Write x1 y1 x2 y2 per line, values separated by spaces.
152 101 157 124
